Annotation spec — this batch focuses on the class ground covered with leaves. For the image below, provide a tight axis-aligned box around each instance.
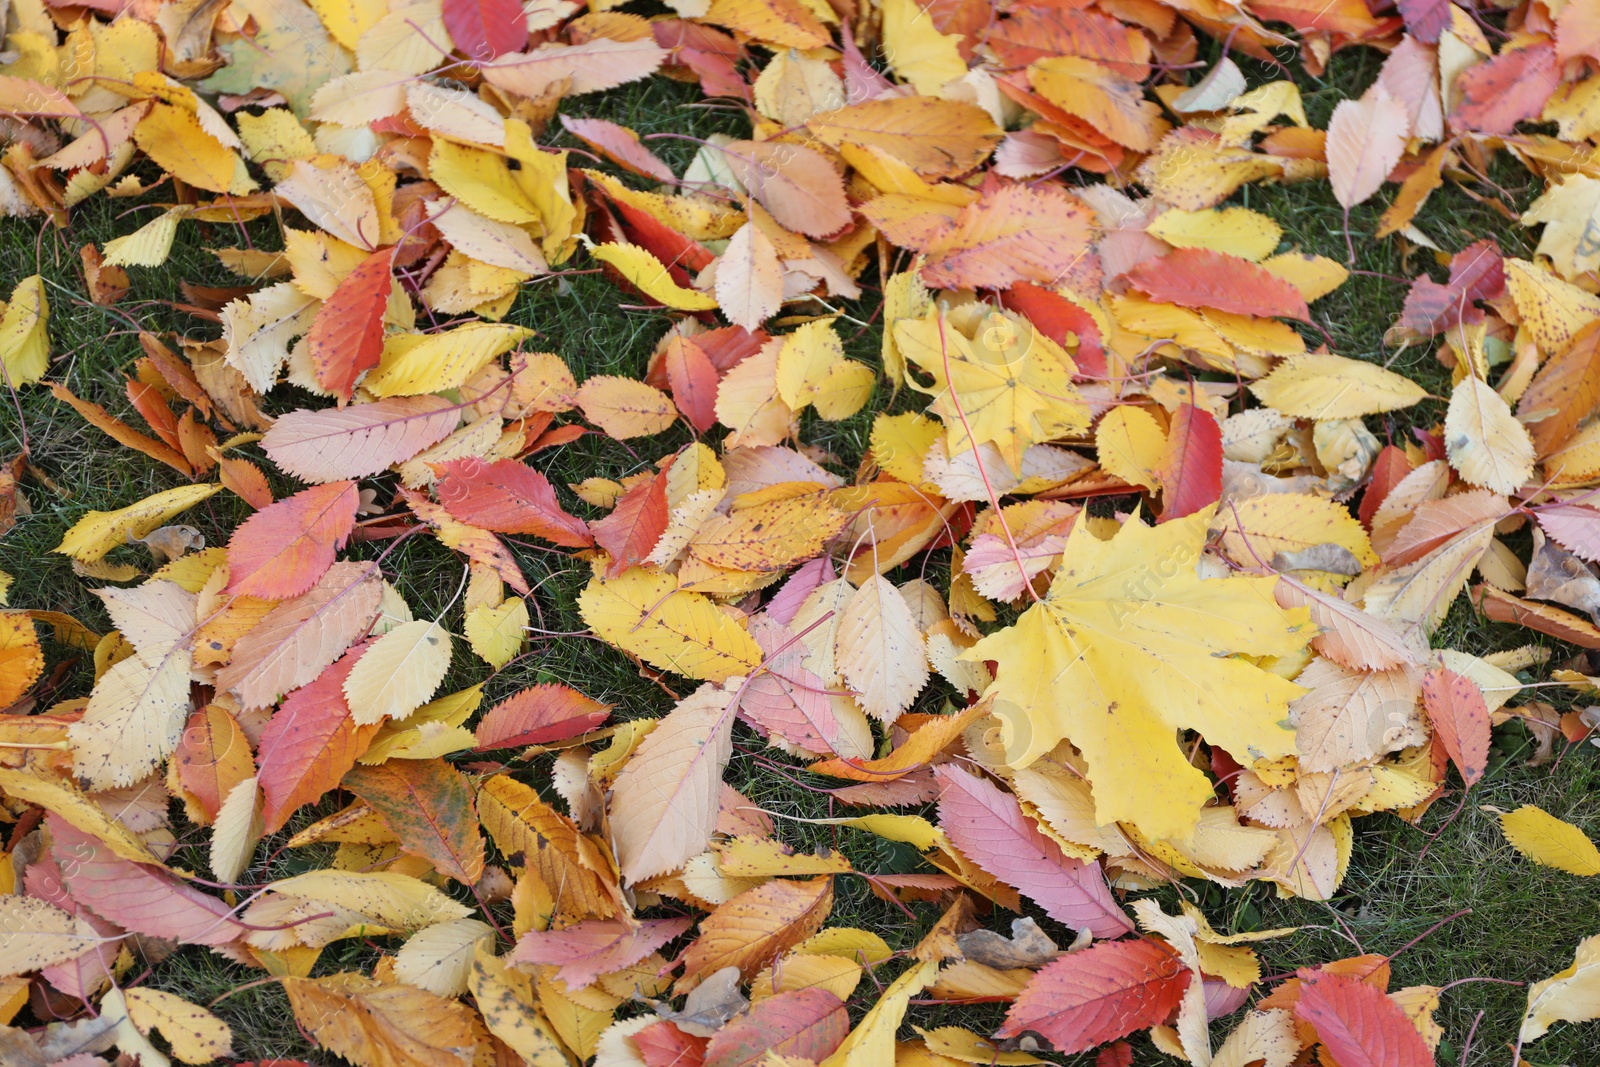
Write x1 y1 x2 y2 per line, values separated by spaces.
5 1 1600 1065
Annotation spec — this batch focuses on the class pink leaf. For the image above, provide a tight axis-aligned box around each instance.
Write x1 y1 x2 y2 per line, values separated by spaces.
703 988 849 1067
50 816 245 946
591 468 669 577
560 116 674 183
1538 504 1600 562
261 396 461 483
934 765 1132 938
512 917 692 990
258 641 377 834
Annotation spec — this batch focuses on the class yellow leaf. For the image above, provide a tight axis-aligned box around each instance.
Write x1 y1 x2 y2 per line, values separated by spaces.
836 574 929 721
871 412 942 484
1499 804 1600 875
1147 207 1282 261
359 685 483 764
0 613 43 707
1095 406 1165 491
579 567 762 682
470 943 569 1064
307 0 387 49
464 598 528 668
233 107 315 181
1211 493 1377 572
134 102 252 195
591 242 719 310
812 360 876 420
430 137 541 225
1445 376 1536 494
343 619 453 725
283 972 480 1067
966 509 1309 842
881 0 966 95
1250 353 1427 418
1521 933 1600 1043
572 375 678 438
0 765 157 863
267 871 472 930
1028 57 1168 151
895 307 1088 474
775 318 845 411
125 988 234 1065
103 207 193 269
365 323 534 397
820 959 937 1066
1260 252 1350 302
0 274 48 387
1504 257 1600 355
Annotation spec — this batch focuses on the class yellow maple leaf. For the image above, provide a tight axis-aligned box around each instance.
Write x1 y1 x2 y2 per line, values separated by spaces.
894 306 1088 475
964 507 1311 843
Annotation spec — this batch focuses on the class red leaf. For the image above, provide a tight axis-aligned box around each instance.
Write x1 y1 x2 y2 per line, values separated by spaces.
441 0 527 58
435 457 592 547
1156 402 1222 522
633 1022 708 1067
592 468 670 577
343 759 487 884
1538 504 1600 562
305 247 394 401
934 765 1133 938
49 816 246 945
474 683 611 749
1421 666 1490 786
1359 445 1414 528
226 481 359 599
512 917 693 990
1449 43 1558 134
1124 248 1310 320
1397 0 1449 41
1000 281 1106 378
995 938 1189 1053
258 642 379 834
1096 1041 1135 1067
664 335 721 433
1293 970 1434 1067
703 989 850 1067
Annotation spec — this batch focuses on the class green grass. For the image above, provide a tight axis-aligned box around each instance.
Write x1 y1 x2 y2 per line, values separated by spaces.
2 41 1598 1067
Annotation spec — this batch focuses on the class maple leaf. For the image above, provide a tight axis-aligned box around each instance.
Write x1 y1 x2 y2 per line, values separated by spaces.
895 307 1089 475
966 508 1310 842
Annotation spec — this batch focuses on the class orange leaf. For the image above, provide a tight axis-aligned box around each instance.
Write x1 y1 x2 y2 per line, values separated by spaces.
1421 666 1490 786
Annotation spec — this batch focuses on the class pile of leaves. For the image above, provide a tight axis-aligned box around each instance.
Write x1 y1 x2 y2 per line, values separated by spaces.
4 0 1600 1060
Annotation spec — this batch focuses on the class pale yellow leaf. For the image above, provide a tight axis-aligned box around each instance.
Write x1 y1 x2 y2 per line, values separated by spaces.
835 575 929 721
1445 375 1536 494
209 775 263 884
394 918 494 997
343 619 453 725
1521 933 1600 1043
